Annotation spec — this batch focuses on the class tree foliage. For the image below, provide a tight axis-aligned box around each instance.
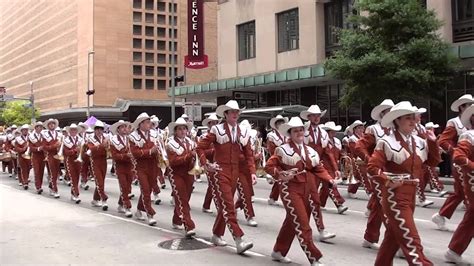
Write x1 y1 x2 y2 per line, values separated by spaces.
325 0 459 107
0 100 40 126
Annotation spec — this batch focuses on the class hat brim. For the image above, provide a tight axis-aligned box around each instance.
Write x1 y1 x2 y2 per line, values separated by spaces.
278 123 310 138
381 109 417 128
216 105 245 118
270 117 289 130
110 121 131 135
371 104 393 121
300 110 327 120
451 98 474 112
66 126 83 134
202 117 220 127
133 117 150 129
45 119 59 128
322 125 342 132
460 105 474 128
347 122 366 134
168 122 193 136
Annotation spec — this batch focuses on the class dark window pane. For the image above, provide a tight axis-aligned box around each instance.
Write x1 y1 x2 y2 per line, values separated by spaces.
278 9 299 53
133 79 142 89
238 21 256 61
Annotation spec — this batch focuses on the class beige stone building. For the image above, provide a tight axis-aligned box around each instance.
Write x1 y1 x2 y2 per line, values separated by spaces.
174 0 474 127
0 0 217 124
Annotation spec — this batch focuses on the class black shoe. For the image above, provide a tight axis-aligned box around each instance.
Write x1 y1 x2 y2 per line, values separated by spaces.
37 188 43 194
161 184 166 189
23 185 28 190
102 204 108 211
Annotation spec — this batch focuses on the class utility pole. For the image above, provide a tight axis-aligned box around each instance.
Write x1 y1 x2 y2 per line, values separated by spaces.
30 81 35 123
86 50 95 119
171 0 176 122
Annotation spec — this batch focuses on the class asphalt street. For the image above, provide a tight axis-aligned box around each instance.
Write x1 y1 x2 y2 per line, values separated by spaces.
0 164 472 265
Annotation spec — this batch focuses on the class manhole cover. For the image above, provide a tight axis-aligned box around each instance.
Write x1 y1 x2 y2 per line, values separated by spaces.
158 237 213 251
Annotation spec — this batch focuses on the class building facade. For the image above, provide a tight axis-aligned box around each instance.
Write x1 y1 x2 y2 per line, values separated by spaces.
0 0 217 125
174 0 474 128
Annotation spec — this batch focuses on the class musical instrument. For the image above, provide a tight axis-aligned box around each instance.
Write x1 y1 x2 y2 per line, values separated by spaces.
126 136 138 176
53 136 65 161
0 152 12 162
188 152 204 175
155 135 169 171
105 136 112 159
277 168 307 182
340 155 357 184
22 146 31 160
75 140 84 163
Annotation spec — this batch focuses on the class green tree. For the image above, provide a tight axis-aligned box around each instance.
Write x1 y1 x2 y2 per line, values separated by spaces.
0 100 40 126
325 0 459 107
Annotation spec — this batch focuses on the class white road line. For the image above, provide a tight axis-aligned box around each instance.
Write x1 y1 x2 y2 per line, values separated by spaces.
99 213 266 257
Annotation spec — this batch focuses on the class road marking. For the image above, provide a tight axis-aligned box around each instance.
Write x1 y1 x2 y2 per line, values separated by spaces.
99 213 265 257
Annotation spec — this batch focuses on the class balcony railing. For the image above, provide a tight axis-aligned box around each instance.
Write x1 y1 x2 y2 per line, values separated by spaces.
453 19 474 43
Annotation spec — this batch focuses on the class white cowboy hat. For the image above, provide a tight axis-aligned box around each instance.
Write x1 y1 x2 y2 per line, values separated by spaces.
66 123 83 134
55 127 61 131
44 119 59 129
371 99 395 121
93 120 105 129
62 127 68 132
133 112 151 129
321 121 342 132
216 100 245 118
239 119 253 130
278 117 310 137
19 124 30 131
34 121 44 128
451 94 474 112
413 106 427 115
168 117 193 136
78 122 88 130
85 127 93 133
269 115 289 130
381 101 418 128
460 104 474 129
424 122 439 129
110 120 131 135
150 115 161 126
180 113 189 119
300 105 327 120
344 126 351 135
10 124 18 129
347 120 366 134
202 113 220 127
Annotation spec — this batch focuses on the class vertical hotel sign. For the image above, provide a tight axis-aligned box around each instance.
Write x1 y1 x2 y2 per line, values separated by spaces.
185 0 208 69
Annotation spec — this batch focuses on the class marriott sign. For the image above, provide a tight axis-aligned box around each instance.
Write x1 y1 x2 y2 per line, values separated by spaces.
185 0 209 69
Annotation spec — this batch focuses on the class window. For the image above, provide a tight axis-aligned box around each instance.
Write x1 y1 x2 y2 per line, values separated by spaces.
133 0 141 9
324 0 355 53
133 65 142 75
133 52 142 62
133 38 142 49
145 66 154 76
133 12 142 22
157 80 166 90
157 53 166 63
133 25 142 35
145 79 154 89
157 14 166 24
145 13 154 23
168 3 177 13
169 54 178 64
452 0 474 42
157 67 166 76
169 15 178 26
157 1 165 11
145 0 153 10
133 79 142 89
277 8 299 53
145 39 154 50
168 41 177 51
157 40 166 50
157 27 166 37
145 53 154 63
145 26 154 36
168 67 178 76
238 21 256 61
168 28 177 38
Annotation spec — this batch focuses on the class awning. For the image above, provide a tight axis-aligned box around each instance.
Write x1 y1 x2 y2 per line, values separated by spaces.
205 105 308 120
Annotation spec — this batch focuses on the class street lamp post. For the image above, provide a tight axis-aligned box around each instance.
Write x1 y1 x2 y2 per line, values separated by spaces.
86 50 95 119
171 0 176 122
30 81 35 124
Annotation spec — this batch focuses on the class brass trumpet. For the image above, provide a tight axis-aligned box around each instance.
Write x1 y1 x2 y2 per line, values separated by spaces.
188 152 204 175
255 137 267 176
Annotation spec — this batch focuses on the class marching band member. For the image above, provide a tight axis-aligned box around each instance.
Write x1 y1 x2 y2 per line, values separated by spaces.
196 100 255 254
5 125 18 178
14 124 31 189
42 119 62 198
130 112 159 226
445 104 474 264
151 115 166 189
78 123 91 190
87 120 109 210
319 121 348 214
355 99 394 250
166 117 197 237
61 127 71 186
267 115 289 206
368 101 440 265
347 120 371 198
424 122 447 195
110 120 134 218
63 123 83 204
432 94 474 230
235 119 258 227
201 113 220 213
413 107 436 207
265 116 332 265
29 121 46 194
300 105 336 241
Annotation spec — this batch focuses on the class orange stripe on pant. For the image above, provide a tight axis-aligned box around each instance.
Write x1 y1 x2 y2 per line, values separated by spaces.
170 173 195 231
